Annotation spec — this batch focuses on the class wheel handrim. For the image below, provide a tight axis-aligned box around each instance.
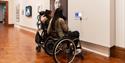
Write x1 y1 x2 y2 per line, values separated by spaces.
54 39 76 63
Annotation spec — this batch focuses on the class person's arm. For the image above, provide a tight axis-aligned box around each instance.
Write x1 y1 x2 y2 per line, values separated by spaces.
60 18 68 32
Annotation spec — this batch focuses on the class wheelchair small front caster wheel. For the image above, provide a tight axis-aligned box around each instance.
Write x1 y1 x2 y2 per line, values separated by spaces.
76 50 84 59
36 46 41 53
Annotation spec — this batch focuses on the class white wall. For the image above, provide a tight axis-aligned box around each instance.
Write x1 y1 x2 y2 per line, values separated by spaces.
8 0 14 24
68 0 115 57
14 0 50 30
68 0 115 47
110 0 116 47
116 0 125 48
13 0 17 25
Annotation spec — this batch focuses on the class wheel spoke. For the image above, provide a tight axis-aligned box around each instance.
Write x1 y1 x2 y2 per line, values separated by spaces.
54 39 76 63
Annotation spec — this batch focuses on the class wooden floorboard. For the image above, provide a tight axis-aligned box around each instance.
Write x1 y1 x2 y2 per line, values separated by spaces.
110 46 125 61
0 24 125 63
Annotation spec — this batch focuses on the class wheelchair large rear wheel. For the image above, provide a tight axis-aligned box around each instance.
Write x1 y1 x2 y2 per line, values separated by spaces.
53 39 76 63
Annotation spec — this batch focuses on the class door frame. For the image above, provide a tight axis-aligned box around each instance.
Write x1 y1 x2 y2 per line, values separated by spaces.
0 1 8 25
50 0 68 20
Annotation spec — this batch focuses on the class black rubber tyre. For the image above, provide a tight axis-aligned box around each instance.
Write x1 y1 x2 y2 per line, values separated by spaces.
53 39 76 63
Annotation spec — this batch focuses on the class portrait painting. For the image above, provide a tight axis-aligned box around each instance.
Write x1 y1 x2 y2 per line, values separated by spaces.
25 6 32 17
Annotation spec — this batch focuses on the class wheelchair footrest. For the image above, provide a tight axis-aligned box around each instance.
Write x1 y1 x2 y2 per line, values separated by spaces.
76 48 82 53
76 47 81 49
53 38 59 41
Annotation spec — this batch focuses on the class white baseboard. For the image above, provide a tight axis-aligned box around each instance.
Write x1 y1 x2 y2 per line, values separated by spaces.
81 41 110 57
14 24 36 34
14 24 21 28
82 47 109 57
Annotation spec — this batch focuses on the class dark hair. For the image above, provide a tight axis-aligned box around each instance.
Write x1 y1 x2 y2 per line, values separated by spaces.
39 10 51 17
39 11 45 16
51 8 66 30
44 10 52 18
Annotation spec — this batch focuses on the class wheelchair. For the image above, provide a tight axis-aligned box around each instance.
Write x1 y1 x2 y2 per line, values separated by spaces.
35 14 83 63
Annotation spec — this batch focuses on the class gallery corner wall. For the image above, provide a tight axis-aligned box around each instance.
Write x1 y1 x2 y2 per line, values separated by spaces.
14 0 50 30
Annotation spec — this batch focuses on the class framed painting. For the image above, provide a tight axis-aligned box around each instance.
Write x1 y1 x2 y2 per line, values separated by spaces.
25 6 32 17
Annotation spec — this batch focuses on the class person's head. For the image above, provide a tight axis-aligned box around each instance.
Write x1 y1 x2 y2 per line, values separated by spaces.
51 8 66 30
39 11 45 16
45 10 52 17
54 8 66 20
53 8 63 18
54 0 61 10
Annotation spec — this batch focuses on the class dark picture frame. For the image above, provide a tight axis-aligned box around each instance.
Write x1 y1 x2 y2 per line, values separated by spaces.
25 6 32 17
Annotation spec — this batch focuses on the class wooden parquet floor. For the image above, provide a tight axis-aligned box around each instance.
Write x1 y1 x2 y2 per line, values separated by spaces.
0 24 125 63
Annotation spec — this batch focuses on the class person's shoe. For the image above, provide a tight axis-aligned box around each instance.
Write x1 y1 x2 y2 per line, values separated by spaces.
75 49 82 55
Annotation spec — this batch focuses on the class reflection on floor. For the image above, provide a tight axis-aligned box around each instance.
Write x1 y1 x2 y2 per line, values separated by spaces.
0 24 125 63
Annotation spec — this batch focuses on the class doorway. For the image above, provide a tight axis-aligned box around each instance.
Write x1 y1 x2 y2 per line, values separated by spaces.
50 0 68 20
0 1 8 25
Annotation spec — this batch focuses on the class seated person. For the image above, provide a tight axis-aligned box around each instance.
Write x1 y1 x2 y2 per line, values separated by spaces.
40 10 52 30
47 8 82 55
35 10 52 52
39 10 52 40
47 8 68 38
47 8 79 39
